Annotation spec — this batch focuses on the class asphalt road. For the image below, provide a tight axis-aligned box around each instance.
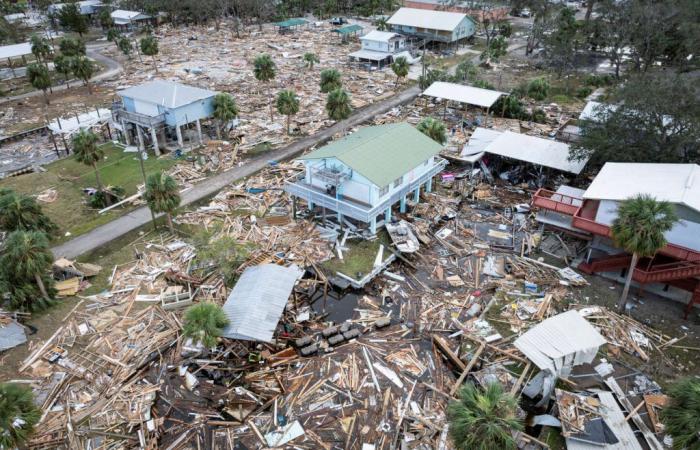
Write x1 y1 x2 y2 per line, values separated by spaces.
51 85 422 259
0 43 122 105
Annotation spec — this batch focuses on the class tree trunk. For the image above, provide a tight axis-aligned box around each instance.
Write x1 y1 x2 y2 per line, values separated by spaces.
286 115 291 135
92 161 104 193
35 273 50 301
166 213 175 234
617 252 638 312
269 87 274 122
216 120 222 139
152 55 159 74
86 80 92 95
585 0 595 21
43 90 50 105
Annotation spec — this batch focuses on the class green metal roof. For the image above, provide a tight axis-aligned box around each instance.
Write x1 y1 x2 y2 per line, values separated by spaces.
332 24 363 35
300 123 443 187
275 18 308 28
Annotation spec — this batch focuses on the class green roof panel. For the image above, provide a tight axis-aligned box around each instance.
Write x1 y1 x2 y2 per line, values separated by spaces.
300 123 443 187
332 24 363 34
276 18 308 28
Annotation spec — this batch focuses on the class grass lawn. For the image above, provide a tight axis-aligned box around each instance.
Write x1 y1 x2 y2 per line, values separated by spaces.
0 142 178 243
321 230 393 280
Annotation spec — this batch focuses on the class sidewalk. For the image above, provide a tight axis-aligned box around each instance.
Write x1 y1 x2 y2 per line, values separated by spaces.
52 85 422 259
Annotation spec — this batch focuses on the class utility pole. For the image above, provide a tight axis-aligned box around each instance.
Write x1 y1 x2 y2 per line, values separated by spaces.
137 146 158 230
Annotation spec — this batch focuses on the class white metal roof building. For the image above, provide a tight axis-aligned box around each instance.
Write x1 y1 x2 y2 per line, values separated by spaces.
0 42 32 60
583 163 700 213
423 82 506 109
361 30 402 43
117 80 217 110
221 264 304 343
388 7 469 31
514 310 606 377
48 0 103 15
111 10 151 25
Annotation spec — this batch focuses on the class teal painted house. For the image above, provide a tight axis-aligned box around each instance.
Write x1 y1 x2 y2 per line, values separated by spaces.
284 123 447 233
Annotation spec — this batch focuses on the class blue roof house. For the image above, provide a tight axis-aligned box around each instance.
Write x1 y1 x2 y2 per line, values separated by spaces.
113 80 217 155
284 123 447 234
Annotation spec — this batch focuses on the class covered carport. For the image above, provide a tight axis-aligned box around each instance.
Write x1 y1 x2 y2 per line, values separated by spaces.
422 81 506 123
0 42 34 76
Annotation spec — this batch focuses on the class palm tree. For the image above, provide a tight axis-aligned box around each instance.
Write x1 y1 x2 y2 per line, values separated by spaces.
611 194 678 311
144 172 181 234
0 190 58 235
417 117 447 144
662 377 700 450
1 231 54 304
326 88 352 122
72 129 105 198
71 56 95 94
106 28 121 45
391 56 409 86
448 383 522 450
276 90 300 135
320 68 342 93
303 52 319 69
182 302 229 348
212 93 239 139
30 34 51 66
117 37 133 59
0 383 41 449
58 37 85 57
253 54 277 121
375 17 389 31
140 35 159 74
54 54 72 87
27 63 52 104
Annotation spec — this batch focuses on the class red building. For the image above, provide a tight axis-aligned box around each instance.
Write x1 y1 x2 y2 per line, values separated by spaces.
532 163 700 317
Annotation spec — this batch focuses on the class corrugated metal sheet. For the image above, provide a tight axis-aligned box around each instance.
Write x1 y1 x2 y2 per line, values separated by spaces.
424 82 505 108
565 391 643 450
361 30 400 42
388 7 469 31
221 264 303 343
514 310 606 376
0 42 32 59
0 320 27 352
483 130 588 174
299 123 443 188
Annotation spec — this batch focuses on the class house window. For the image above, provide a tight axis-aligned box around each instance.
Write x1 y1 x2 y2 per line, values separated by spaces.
393 176 403 188
379 185 389 197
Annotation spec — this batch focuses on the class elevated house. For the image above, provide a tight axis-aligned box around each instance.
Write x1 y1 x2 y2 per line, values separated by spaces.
112 80 217 155
284 123 447 233
532 163 700 316
350 30 408 67
387 7 476 46
111 10 153 29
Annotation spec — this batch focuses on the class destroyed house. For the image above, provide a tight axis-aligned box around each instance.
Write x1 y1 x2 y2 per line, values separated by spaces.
112 80 217 154
533 163 700 316
110 10 152 28
284 122 447 233
387 7 476 44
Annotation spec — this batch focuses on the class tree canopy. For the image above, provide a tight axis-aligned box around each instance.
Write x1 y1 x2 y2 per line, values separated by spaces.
182 302 230 348
325 88 352 121
662 377 700 450
145 172 181 233
0 383 41 449
0 189 58 235
417 117 447 145
320 68 342 93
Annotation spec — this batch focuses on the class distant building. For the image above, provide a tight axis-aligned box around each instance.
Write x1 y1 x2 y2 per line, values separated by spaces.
48 0 104 16
403 0 510 21
110 10 153 29
284 122 447 233
387 7 476 44
533 162 700 316
112 80 217 154
349 30 407 66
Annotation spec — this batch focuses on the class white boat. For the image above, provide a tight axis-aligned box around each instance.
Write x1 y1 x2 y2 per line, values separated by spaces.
385 220 420 253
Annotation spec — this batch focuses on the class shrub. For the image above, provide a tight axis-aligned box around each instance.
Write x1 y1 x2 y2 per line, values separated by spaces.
526 77 550 101
576 86 593 98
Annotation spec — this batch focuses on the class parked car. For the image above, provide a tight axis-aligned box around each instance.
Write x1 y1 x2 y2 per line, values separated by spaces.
330 17 347 25
519 8 531 17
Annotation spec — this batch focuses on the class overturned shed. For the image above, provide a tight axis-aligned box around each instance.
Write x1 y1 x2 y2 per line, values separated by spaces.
515 310 606 377
221 264 304 343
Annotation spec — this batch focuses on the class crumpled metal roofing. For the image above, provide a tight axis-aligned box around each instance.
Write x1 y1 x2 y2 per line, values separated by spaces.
0 320 27 352
514 310 606 376
221 264 303 343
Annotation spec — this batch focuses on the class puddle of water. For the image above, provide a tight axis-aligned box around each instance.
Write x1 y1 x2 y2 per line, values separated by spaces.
310 288 360 323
